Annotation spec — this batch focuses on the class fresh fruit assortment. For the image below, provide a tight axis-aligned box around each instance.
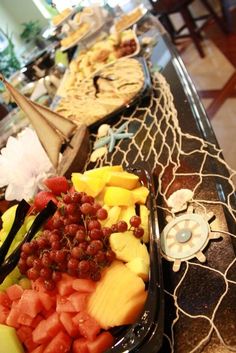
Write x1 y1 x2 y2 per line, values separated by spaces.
0 276 114 353
0 165 150 353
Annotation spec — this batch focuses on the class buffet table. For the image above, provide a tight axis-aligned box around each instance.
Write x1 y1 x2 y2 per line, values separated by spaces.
83 15 236 353
0 10 236 353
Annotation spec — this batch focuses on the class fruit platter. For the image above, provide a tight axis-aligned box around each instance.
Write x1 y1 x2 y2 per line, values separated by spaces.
0 165 163 353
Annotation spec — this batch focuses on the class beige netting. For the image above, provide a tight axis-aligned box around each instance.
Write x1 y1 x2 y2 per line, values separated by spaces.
85 71 236 352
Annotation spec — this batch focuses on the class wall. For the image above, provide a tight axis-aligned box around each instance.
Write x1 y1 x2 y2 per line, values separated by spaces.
1 0 48 27
0 0 49 57
0 3 23 54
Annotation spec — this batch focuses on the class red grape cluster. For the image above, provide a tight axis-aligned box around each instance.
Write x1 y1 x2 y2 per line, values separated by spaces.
18 190 144 290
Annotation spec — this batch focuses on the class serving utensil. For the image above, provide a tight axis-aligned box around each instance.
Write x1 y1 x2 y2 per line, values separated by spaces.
0 201 57 284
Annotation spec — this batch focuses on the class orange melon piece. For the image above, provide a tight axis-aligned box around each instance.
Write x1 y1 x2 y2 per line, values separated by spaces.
87 261 147 329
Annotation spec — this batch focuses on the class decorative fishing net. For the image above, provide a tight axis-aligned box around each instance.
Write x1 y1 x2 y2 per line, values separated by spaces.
85 70 236 352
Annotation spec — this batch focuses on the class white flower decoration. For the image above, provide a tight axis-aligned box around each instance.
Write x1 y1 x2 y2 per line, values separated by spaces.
0 128 54 201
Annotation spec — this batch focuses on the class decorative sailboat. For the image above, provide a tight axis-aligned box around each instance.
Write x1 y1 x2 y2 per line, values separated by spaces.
0 74 89 175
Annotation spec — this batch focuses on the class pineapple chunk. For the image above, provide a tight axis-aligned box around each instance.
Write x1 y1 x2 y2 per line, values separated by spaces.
140 205 150 243
71 173 106 197
103 206 121 227
106 171 139 190
84 165 123 180
104 187 134 206
109 231 150 265
119 206 136 225
126 257 149 281
132 186 149 204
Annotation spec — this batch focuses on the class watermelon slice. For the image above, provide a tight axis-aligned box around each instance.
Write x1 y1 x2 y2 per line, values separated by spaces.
0 292 11 307
44 176 69 196
72 279 96 293
0 305 9 324
72 338 89 353
73 312 101 341
44 330 71 353
6 284 23 301
87 332 114 353
34 191 58 212
17 290 42 318
60 312 79 337
68 292 88 312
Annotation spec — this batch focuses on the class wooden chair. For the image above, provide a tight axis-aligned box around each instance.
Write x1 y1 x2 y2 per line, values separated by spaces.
149 0 226 57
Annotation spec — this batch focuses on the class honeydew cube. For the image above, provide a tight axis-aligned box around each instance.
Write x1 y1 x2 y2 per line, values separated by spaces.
1 205 26 240
140 205 150 243
0 229 7 243
132 186 149 204
0 324 24 353
104 187 134 206
1 205 18 232
106 171 139 190
25 215 36 232
0 267 21 291
0 276 13 291
109 231 150 265
8 267 21 283
119 206 136 225
84 165 123 180
72 173 106 197
126 257 149 282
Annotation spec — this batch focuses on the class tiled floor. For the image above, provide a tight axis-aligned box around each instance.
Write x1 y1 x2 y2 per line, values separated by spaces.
174 11 236 172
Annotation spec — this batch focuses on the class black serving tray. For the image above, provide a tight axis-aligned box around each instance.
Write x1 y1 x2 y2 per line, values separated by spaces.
105 163 164 353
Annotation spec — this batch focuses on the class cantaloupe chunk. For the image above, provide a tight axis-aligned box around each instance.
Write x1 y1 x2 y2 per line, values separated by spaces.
109 231 150 265
87 261 147 329
104 187 134 206
132 186 149 204
106 171 139 190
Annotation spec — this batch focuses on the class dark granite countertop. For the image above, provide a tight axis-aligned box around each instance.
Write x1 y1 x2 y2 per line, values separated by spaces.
85 14 236 353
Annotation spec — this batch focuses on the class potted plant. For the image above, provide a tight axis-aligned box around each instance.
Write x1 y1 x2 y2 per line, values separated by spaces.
0 29 20 79
20 21 42 43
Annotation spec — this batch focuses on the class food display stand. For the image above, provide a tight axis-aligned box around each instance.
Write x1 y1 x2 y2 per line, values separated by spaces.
0 8 236 353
